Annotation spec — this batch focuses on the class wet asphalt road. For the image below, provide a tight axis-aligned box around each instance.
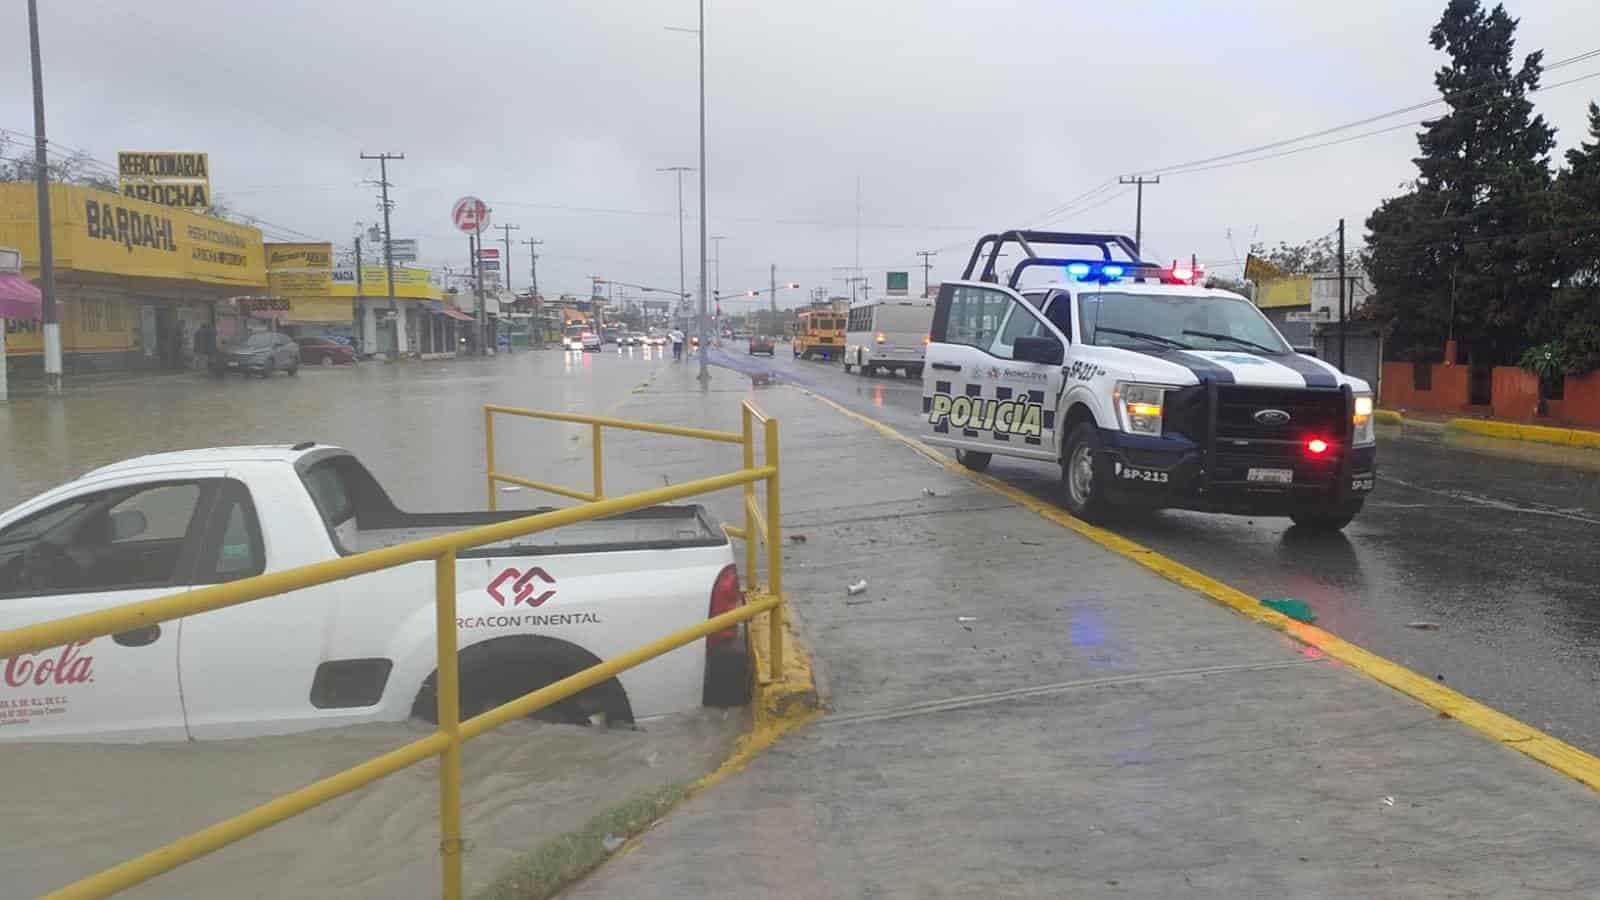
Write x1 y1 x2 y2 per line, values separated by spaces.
712 343 1600 752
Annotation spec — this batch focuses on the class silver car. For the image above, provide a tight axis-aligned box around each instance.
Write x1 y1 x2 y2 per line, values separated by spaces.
214 332 301 377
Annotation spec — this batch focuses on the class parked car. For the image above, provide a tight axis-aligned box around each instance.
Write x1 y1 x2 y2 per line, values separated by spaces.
214 332 299 377
0 444 751 741
748 334 775 356
294 337 357 367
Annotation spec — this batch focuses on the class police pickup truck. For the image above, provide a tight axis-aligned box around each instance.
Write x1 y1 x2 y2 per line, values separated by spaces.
922 231 1375 531
0 444 748 742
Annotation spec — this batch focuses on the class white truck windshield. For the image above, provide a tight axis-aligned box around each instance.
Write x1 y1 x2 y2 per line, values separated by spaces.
1079 291 1290 355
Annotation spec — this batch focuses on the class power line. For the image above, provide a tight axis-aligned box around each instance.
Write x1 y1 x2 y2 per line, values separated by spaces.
1132 47 1600 179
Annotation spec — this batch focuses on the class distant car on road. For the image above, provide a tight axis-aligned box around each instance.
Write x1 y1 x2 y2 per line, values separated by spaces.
215 332 300 377
564 326 602 352
294 337 357 367
748 334 775 356
601 326 623 345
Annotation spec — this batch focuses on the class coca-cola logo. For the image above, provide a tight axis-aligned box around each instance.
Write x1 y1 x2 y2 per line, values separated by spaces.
487 567 555 608
4 641 94 688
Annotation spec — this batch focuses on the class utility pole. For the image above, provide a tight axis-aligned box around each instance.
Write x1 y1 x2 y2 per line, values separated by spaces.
770 263 777 335
916 250 937 298
657 166 694 327
492 223 519 294
353 233 363 350
27 0 60 391
360 151 404 352
521 238 542 301
1117 175 1160 257
1337 217 1347 372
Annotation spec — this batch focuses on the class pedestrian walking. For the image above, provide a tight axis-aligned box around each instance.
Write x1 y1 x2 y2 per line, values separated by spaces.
193 321 216 371
670 328 685 361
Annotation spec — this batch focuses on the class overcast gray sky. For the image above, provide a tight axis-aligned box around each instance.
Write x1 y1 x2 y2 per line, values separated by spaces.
5 0 1599 310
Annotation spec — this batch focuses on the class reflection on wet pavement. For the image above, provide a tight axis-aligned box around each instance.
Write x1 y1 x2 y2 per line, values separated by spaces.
714 344 1600 752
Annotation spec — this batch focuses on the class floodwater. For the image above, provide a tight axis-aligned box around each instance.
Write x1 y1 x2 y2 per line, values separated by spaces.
0 346 673 510
0 346 749 898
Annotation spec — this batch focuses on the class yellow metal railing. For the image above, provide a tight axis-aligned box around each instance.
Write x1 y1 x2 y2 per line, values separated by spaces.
0 402 783 900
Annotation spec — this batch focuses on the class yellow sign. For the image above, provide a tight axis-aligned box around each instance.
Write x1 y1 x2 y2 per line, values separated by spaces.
329 264 440 299
118 151 210 209
265 241 334 297
1256 275 1314 309
0 183 265 287
239 295 351 323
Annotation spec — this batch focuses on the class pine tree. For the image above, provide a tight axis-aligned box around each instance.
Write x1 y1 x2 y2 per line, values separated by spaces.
1364 0 1556 363
1544 102 1600 371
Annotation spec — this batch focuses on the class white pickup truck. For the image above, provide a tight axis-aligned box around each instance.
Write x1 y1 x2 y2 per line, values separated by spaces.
0 444 749 742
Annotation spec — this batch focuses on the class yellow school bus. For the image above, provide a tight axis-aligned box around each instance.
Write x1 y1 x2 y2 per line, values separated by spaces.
792 310 846 360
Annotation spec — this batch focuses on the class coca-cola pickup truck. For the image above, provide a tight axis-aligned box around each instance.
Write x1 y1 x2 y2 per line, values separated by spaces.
0 444 750 742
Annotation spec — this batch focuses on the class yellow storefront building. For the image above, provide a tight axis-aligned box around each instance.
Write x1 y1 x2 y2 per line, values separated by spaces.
0 182 266 373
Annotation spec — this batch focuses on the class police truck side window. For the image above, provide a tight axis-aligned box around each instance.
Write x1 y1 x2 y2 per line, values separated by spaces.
945 285 1010 350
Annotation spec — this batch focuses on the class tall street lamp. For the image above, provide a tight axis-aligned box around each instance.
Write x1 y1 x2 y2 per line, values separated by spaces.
657 166 694 330
667 0 709 381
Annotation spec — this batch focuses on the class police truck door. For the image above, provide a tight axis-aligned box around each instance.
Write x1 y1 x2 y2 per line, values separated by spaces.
923 282 1063 461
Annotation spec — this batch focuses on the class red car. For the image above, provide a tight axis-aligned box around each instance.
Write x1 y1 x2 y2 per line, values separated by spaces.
748 334 775 356
294 337 357 366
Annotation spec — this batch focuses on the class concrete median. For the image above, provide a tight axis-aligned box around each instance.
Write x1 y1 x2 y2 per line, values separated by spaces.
565 365 1600 899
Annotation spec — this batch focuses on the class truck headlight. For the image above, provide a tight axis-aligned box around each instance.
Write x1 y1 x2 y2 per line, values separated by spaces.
1352 393 1375 446
1114 383 1165 436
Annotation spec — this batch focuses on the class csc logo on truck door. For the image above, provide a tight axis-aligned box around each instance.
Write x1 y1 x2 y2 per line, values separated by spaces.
487 567 556 608
926 386 1044 438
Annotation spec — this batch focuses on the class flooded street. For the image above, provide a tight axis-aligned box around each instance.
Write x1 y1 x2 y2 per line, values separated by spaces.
0 347 674 511
0 346 752 898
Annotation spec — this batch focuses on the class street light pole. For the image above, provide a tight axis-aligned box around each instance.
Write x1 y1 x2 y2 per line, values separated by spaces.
695 0 709 381
657 166 693 327
27 0 61 392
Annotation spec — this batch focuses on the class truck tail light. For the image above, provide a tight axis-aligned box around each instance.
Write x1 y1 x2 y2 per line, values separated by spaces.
1306 438 1330 456
707 564 744 647
875 332 886 344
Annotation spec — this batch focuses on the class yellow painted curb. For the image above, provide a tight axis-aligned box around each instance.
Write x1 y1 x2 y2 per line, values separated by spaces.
800 389 1600 795
1447 417 1600 451
695 607 820 793
1373 408 1404 426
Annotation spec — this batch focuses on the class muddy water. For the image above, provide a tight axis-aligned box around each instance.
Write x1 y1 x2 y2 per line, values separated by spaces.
0 347 674 509
7 711 744 898
0 348 748 897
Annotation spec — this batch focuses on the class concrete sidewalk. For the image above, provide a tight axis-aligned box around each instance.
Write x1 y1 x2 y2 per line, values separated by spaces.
578 364 1600 899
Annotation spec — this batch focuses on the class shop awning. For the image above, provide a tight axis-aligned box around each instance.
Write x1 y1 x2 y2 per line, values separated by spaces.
440 306 475 322
0 272 43 321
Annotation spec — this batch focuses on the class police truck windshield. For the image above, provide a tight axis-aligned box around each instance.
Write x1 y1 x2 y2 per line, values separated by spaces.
1079 291 1290 355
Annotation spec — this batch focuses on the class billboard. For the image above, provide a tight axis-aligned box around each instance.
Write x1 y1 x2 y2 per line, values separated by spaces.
886 271 909 296
265 242 334 297
329 264 441 299
0 183 263 286
118 151 211 209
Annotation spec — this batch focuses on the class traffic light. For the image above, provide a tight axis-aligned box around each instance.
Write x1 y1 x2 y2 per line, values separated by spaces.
746 290 759 297
786 282 800 289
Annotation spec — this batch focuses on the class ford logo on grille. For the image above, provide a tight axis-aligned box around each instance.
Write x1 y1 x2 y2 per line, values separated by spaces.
1253 408 1291 426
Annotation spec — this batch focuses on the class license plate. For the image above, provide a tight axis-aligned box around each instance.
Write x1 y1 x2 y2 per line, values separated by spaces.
1247 468 1294 484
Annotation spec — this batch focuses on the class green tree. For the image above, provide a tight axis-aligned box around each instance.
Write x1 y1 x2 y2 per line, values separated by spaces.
1248 235 1348 275
1542 101 1600 372
1364 0 1557 363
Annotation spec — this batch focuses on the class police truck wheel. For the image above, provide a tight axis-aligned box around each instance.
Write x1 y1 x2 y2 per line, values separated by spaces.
955 449 991 472
1289 502 1362 533
1061 420 1113 523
